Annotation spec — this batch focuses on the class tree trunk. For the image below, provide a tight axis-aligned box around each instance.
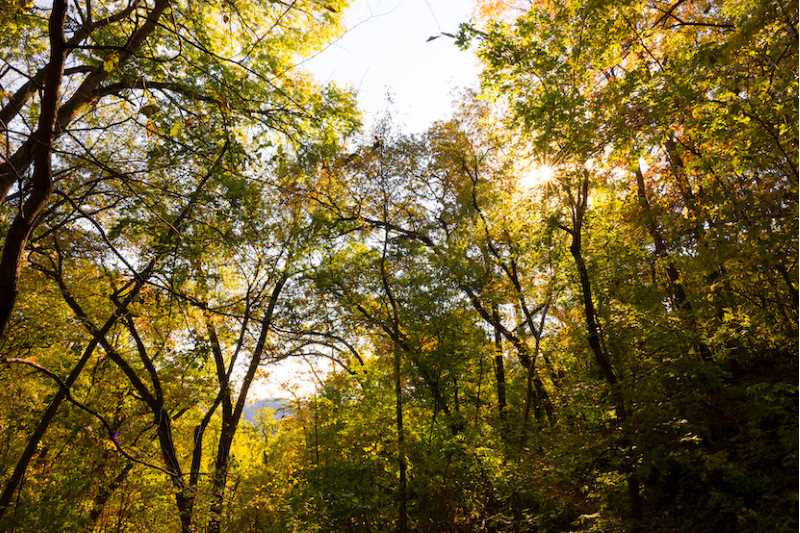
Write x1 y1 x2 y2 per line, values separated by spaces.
491 304 507 416
0 0 173 338
474 350 485 428
569 230 642 527
394 342 408 533
0 250 145 521
0 0 173 201
207 277 287 533
207 422 233 533
565 175 642 529
175 491 195 533
0 0 67 338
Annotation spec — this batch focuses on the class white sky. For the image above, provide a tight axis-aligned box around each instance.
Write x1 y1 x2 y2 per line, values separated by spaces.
251 0 480 401
249 356 338 400
304 0 480 132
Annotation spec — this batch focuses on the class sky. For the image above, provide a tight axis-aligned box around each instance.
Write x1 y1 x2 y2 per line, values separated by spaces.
251 0 481 401
304 0 480 132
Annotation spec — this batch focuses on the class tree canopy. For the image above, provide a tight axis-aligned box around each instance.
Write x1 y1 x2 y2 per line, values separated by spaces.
0 0 796 531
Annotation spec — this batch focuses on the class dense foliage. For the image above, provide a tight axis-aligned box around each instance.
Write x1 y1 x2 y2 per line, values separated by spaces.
0 0 796 531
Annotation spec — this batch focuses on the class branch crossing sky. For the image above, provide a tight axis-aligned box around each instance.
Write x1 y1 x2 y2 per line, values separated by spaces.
253 0 480 401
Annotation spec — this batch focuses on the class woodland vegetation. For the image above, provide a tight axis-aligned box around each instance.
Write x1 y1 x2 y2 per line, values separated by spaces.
0 0 797 531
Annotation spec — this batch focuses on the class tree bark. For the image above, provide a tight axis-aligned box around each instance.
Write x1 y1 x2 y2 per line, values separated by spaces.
0 0 173 340
61 280 196 532
377 223 408 533
0 0 67 338
206 276 287 533
491 304 507 416
563 174 642 529
570 228 642 527
0 0 172 201
394 340 408 533
0 2 142 132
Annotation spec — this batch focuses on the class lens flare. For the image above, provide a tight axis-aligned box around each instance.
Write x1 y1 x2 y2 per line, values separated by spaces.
519 164 555 190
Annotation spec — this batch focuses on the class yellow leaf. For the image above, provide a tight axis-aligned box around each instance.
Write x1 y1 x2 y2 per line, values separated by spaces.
103 53 119 73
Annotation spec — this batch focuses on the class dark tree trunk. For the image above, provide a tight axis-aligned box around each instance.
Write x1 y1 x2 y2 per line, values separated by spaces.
206 277 287 533
394 341 408 533
0 0 67 338
207 422 234 533
570 229 642 527
0 244 151 521
491 304 507 416
0 0 172 202
0 0 173 341
565 174 642 529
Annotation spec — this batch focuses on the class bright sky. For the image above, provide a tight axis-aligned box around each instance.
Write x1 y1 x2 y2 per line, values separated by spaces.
251 0 480 402
304 0 480 132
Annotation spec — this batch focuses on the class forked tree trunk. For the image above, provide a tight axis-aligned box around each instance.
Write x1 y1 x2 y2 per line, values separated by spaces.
564 174 642 529
207 276 287 533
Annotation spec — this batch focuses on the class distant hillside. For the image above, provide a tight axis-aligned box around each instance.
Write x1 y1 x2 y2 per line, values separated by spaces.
243 398 291 423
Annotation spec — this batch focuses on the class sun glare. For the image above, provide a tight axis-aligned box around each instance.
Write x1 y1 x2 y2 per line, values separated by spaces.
519 163 555 191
